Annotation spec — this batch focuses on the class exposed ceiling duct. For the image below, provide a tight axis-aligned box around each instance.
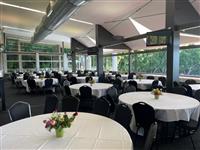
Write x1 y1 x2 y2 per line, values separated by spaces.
31 0 89 43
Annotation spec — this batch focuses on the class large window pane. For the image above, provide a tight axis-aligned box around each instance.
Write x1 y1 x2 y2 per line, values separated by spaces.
117 55 129 73
40 62 51 69
7 55 18 60
180 47 200 76
40 56 51 61
7 62 19 69
103 56 112 72
22 55 36 61
22 62 36 68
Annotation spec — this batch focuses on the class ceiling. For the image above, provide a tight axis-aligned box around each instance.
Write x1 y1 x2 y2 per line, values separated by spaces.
0 0 200 53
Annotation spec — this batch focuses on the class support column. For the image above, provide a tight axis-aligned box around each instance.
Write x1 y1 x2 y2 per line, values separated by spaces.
63 53 68 71
166 0 180 92
36 53 40 72
18 54 22 72
112 55 118 72
86 56 92 70
97 47 103 76
58 55 62 71
128 50 131 74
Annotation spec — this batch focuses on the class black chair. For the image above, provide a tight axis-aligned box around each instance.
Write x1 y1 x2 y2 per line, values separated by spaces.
78 86 96 112
70 76 77 85
8 101 31 122
173 81 180 87
107 86 118 104
85 76 93 83
128 80 138 90
62 95 79 112
183 84 193 97
124 85 136 93
43 94 58 114
114 104 132 132
115 73 121 79
158 76 166 87
172 86 187 96
194 89 200 101
23 73 30 80
128 72 136 79
11 72 17 84
113 78 123 94
185 79 196 84
151 80 163 90
132 102 155 137
27 78 37 93
64 85 71 96
147 76 155 80
43 78 53 93
93 97 111 117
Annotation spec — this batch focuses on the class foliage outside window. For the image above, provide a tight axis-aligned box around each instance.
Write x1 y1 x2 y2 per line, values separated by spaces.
180 47 200 76
103 56 112 72
117 55 129 73
6 39 18 51
22 62 36 69
7 55 19 60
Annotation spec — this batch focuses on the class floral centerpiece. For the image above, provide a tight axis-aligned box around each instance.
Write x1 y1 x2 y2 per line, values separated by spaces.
43 112 78 137
152 88 162 99
88 79 95 86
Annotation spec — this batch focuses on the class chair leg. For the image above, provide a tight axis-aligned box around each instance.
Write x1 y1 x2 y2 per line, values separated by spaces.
190 135 196 150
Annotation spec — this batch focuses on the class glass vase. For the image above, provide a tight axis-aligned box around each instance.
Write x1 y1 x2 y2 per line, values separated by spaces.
55 128 64 138
154 95 159 99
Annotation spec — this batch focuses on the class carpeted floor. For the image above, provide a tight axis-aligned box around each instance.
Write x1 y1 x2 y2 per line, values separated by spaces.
0 79 199 150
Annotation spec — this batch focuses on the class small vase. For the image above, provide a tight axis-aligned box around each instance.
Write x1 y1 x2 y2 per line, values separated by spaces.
154 95 159 99
55 128 64 138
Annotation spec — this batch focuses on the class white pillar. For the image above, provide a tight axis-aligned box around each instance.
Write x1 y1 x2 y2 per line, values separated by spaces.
19 54 22 72
36 53 40 72
112 55 118 72
63 53 68 71
0 52 3 70
86 56 92 70
3 53 7 73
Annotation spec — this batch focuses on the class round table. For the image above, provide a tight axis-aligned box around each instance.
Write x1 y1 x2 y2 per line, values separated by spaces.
69 83 113 98
0 113 133 150
119 92 200 132
76 76 99 83
22 78 59 92
126 79 162 90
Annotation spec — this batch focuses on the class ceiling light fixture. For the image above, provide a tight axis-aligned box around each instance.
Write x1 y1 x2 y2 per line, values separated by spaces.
180 33 200 38
2 26 34 33
69 18 93 25
86 35 96 44
0 2 46 14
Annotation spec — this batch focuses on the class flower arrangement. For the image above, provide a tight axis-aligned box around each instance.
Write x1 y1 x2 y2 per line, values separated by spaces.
152 88 162 99
43 112 78 137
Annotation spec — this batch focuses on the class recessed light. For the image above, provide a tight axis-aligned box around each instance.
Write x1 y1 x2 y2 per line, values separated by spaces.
69 18 93 25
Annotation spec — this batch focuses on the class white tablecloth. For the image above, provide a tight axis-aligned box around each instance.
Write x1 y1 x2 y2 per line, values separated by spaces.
23 78 59 92
76 76 99 83
0 113 132 150
119 92 200 132
69 83 113 97
189 84 200 91
125 79 162 90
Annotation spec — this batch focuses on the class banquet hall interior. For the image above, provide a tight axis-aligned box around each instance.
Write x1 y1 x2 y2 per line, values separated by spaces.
0 0 200 149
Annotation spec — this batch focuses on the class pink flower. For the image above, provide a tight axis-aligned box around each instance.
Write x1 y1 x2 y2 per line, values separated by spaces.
73 112 78 117
50 120 56 126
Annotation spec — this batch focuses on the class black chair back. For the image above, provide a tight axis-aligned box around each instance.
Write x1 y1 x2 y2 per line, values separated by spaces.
8 101 31 122
185 79 196 84
114 104 132 130
93 97 111 117
44 78 53 88
70 76 77 85
107 86 118 103
27 79 37 89
64 85 71 96
62 95 79 112
128 72 136 79
128 80 138 89
172 86 187 95
151 80 162 89
124 85 136 93
132 102 155 136
183 84 193 97
194 89 200 101
147 76 155 80
43 94 58 114
158 76 166 87
79 85 92 98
